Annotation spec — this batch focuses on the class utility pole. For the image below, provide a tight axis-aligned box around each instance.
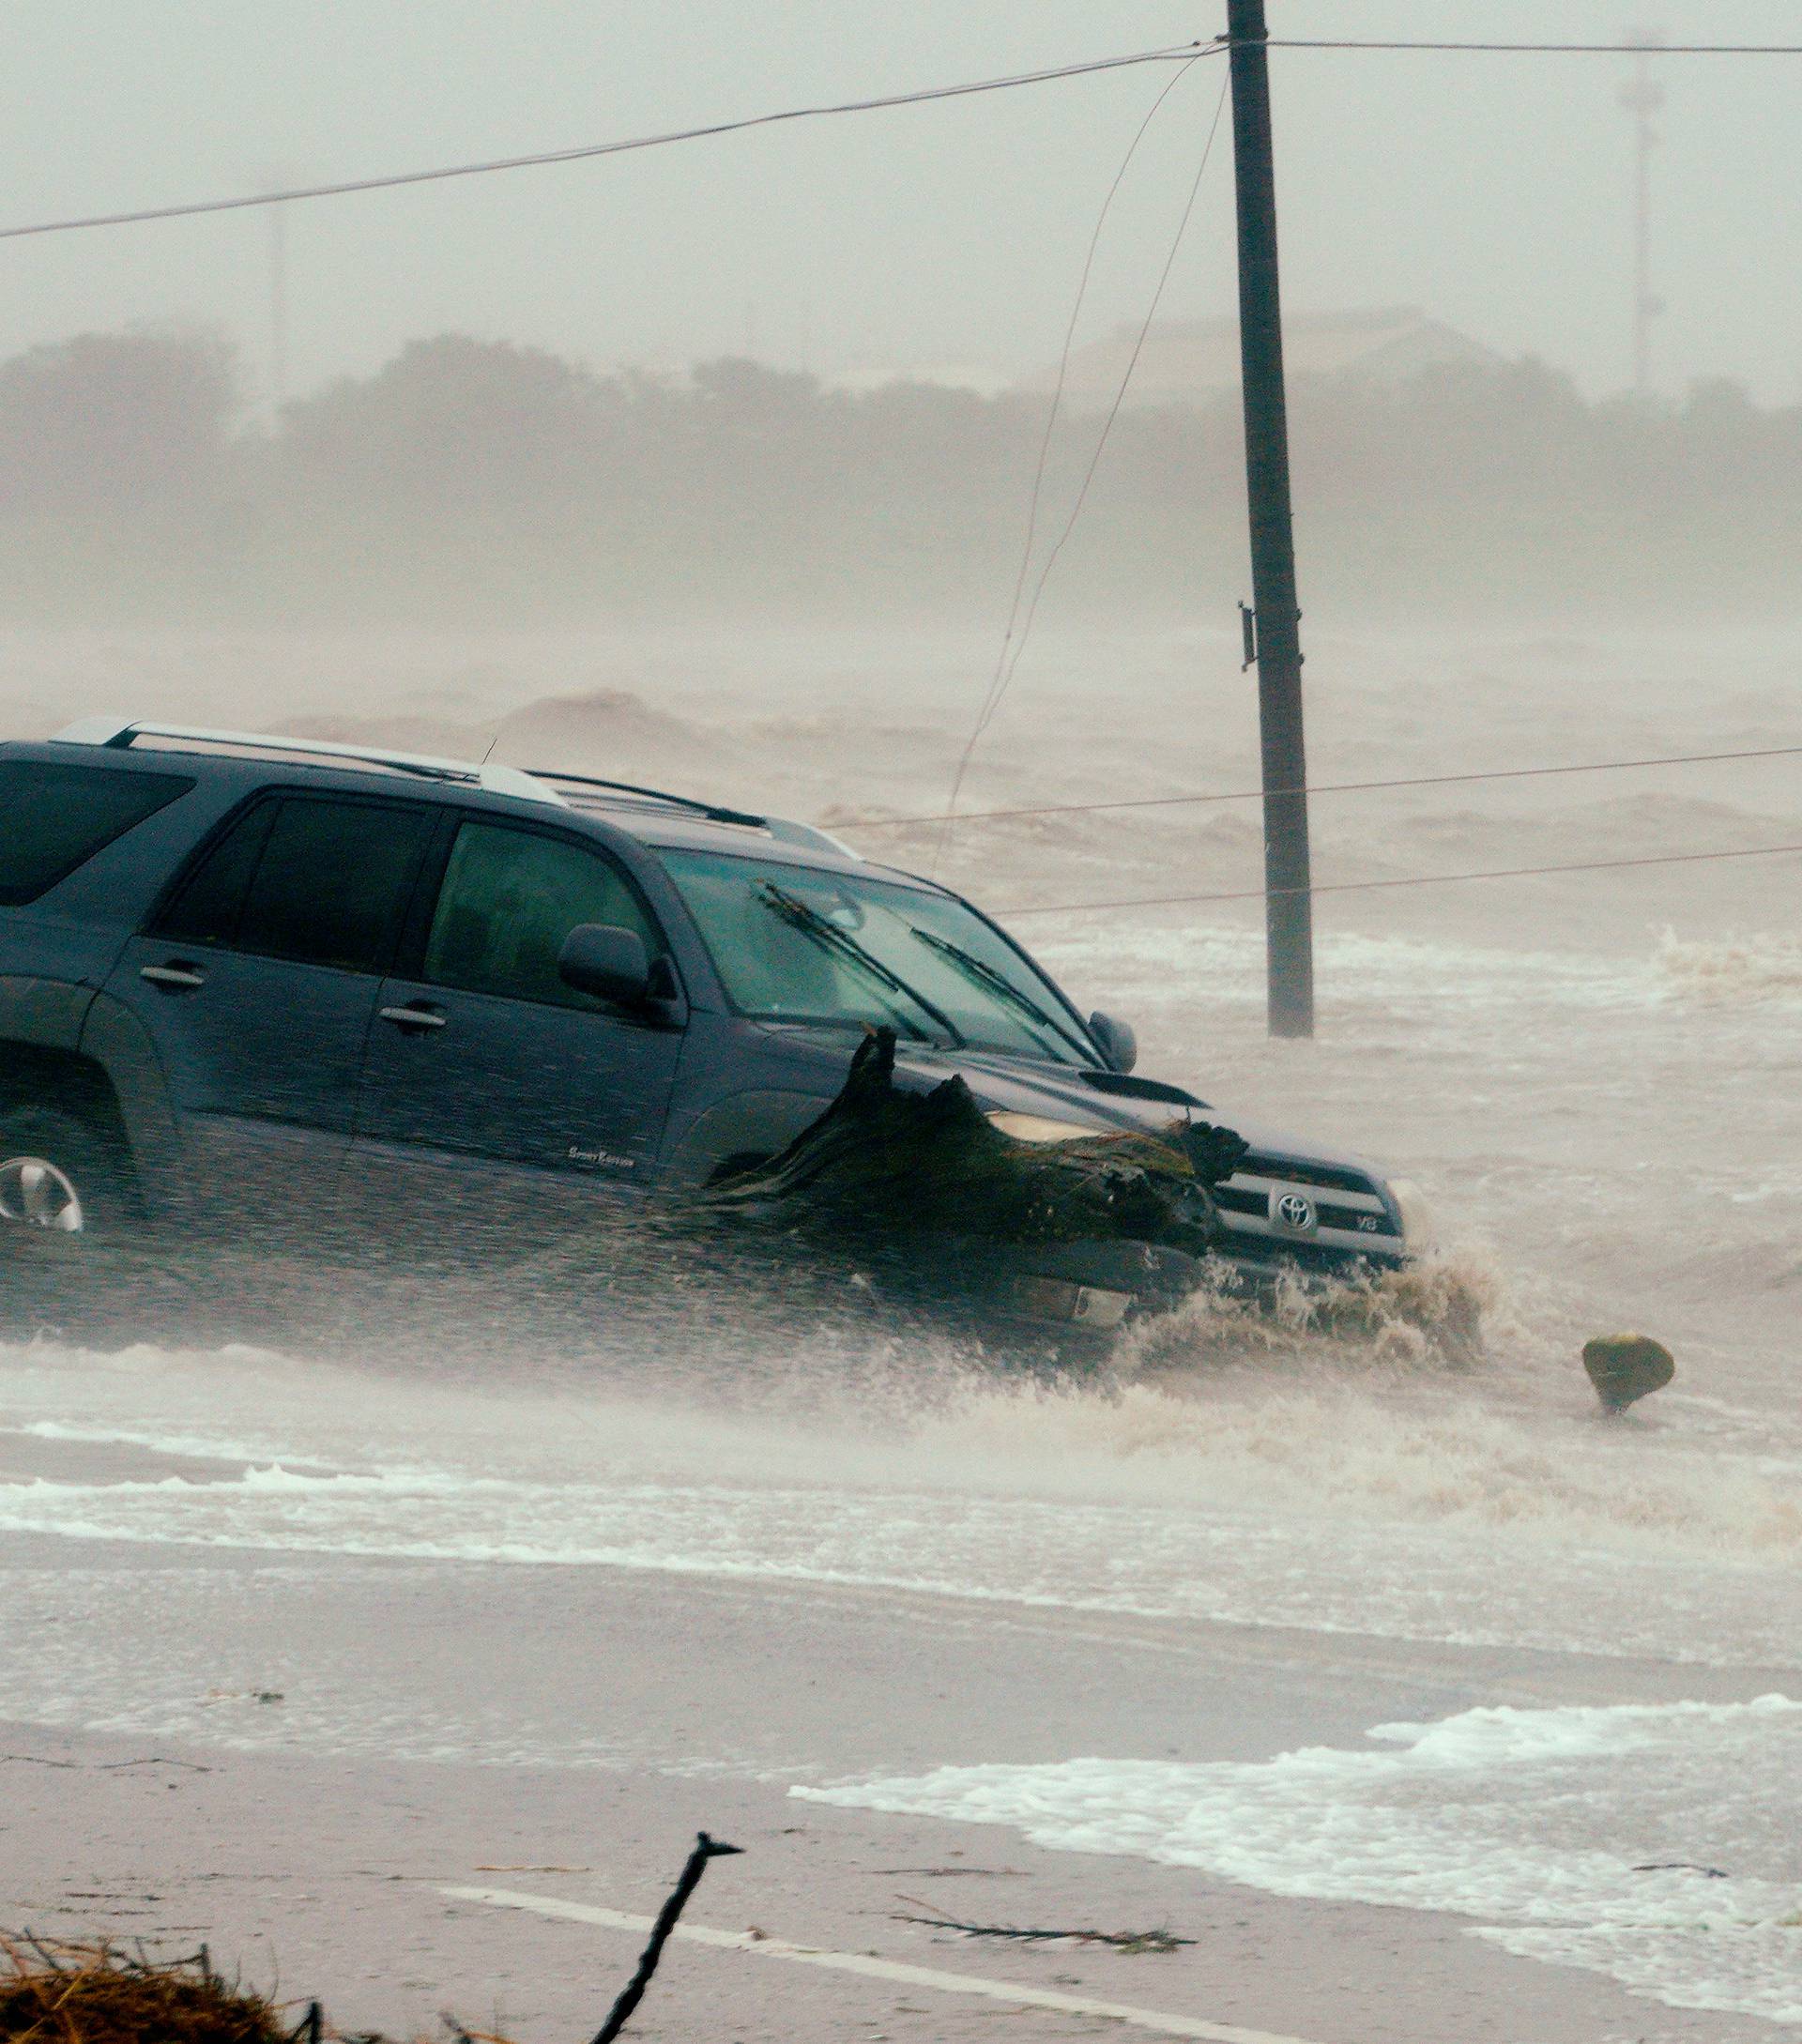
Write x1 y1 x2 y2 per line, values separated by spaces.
1619 27 1665 397
1227 0 1314 1038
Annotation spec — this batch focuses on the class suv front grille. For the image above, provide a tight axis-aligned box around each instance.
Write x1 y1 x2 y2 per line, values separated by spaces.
1214 1183 1382 1235
1212 1151 1401 1258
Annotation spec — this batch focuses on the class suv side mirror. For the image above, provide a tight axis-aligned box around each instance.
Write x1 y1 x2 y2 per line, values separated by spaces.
558 923 651 1006
1088 1010 1138 1074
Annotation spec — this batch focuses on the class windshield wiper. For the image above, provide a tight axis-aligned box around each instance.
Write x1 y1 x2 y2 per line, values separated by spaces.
756 883 964 1047
908 924 1095 1063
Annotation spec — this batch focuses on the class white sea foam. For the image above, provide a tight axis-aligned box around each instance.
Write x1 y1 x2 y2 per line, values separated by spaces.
796 1697 1802 2023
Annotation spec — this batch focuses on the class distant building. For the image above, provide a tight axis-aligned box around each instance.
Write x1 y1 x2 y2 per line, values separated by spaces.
831 361 1016 398
1016 307 1501 412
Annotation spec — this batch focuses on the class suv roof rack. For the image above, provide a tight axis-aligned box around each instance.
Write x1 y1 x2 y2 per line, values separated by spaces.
49 716 861 859
531 768 861 860
51 717 562 807
530 768 767 828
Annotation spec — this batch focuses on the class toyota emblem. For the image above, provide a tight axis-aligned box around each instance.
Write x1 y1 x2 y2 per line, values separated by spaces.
1274 1191 1318 1233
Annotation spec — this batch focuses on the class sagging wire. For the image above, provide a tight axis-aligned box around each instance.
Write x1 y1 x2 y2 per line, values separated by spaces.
995 838 1802 920
952 50 1207 876
935 66 1231 875
835 740 1802 831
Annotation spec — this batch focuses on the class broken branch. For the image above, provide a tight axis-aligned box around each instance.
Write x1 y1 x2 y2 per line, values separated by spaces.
589 1832 743 2044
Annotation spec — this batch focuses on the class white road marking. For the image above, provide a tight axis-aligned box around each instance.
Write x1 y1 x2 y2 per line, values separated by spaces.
442 1884 1322 2044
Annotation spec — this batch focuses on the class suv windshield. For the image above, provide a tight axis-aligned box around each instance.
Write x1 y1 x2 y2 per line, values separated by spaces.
656 847 1096 1065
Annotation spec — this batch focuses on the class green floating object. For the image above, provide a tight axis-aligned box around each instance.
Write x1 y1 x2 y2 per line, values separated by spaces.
1582 1332 1676 1412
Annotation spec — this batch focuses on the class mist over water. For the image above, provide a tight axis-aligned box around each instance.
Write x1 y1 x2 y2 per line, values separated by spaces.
1 1317 1795 1677
5 617 1797 1594
4 617 1797 2027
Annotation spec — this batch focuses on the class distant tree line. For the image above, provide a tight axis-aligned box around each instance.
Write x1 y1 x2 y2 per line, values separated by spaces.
0 324 1795 625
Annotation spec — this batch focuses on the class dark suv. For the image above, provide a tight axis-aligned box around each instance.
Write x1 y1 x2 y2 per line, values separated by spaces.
0 719 1430 1336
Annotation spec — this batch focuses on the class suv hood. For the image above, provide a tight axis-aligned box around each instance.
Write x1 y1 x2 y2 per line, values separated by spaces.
888 1042 1393 1187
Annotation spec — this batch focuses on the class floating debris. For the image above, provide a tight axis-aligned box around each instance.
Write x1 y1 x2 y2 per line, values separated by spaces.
891 1899 1194 1953
1582 1332 1676 1412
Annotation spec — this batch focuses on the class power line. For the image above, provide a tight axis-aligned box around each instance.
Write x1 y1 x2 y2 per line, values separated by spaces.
4 32 1792 249
0 43 1217 244
996 839 1802 919
937 69 1231 870
1260 38 1802 56
837 741 1802 831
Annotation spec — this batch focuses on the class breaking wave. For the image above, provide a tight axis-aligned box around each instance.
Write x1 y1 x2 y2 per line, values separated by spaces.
1656 927 1802 1007
1118 1249 1499 1374
797 1696 1802 2024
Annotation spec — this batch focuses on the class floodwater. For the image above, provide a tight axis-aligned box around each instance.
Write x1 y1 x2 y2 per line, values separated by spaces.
1 623 1798 2029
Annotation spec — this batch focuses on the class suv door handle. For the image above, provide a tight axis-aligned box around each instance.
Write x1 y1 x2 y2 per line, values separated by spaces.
141 961 206 990
379 1003 447 1031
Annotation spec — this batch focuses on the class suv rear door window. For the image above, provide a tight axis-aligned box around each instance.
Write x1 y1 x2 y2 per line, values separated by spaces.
0 760 194 906
155 795 432 975
152 801 278 948
238 799 434 974
421 821 658 1009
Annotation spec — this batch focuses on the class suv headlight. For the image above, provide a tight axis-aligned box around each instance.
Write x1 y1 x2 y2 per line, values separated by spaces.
985 1109 1102 1146
1387 1177 1439 1250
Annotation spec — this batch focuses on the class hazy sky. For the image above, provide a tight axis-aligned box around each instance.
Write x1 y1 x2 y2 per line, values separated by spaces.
2 1 1797 408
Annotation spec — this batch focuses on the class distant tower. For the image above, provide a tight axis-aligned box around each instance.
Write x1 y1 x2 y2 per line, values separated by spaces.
1618 27 1665 396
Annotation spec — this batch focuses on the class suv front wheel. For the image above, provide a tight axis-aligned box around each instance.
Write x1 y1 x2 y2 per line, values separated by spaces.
0 1106 130 1242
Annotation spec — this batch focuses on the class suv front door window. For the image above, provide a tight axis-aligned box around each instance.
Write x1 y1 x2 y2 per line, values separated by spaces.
422 819 660 1008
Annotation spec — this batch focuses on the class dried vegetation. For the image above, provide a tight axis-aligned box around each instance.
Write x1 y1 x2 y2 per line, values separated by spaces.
0 1941 289 2044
